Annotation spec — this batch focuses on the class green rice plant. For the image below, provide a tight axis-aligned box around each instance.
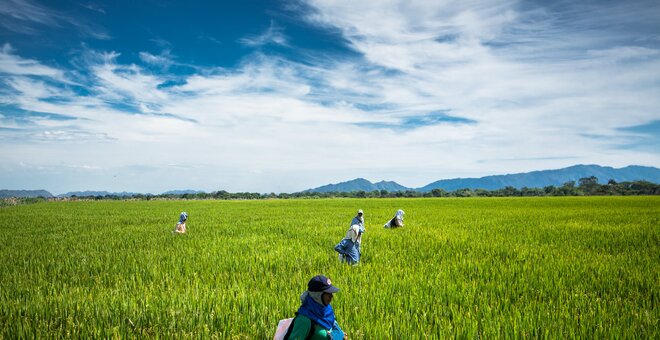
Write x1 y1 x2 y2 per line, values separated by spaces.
0 197 658 338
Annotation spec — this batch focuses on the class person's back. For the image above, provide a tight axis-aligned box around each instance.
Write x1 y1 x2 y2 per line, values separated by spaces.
335 225 360 264
344 224 360 242
384 209 405 228
285 314 332 340
173 212 188 233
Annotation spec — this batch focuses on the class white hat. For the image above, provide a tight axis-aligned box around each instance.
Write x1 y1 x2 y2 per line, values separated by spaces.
357 209 363 214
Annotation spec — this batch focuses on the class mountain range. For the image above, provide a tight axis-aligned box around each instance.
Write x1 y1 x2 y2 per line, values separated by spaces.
161 190 206 195
304 164 660 193
60 191 145 197
0 189 54 198
302 179 409 193
2 164 659 198
416 164 660 192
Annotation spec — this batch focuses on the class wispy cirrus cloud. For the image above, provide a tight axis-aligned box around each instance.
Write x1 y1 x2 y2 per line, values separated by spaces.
0 0 60 34
0 0 109 39
0 44 65 79
238 21 289 47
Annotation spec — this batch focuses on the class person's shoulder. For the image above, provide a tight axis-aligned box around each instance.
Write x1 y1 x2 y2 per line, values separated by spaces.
288 314 313 339
292 314 313 330
296 314 312 324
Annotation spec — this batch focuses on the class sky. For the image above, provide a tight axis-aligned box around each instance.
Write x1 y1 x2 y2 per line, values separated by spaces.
0 0 659 194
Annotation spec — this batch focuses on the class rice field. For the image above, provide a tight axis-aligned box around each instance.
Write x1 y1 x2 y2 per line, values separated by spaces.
0 197 658 339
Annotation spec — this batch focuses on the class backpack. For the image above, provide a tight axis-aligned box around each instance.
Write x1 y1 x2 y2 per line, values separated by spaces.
283 313 321 340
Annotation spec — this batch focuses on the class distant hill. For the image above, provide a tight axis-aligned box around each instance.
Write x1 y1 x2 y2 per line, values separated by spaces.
417 164 660 192
161 190 206 195
0 189 53 198
302 164 660 193
305 178 411 193
59 191 146 197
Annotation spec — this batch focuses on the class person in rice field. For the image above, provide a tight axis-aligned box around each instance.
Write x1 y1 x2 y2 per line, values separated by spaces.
334 222 361 265
283 275 346 340
173 212 188 234
383 209 405 228
350 209 366 254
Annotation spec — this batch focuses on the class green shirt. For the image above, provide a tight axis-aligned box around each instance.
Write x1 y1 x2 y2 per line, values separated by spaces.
287 314 330 340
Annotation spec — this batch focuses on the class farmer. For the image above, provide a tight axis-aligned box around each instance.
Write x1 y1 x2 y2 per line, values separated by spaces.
350 209 365 230
283 275 346 340
350 209 366 255
334 223 361 265
173 212 187 233
384 209 405 228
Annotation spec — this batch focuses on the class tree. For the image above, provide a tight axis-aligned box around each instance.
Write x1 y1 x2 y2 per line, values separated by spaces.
430 188 446 197
454 188 474 197
557 181 579 196
543 185 556 195
213 190 230 199
521 187 543 196
404 190 418 198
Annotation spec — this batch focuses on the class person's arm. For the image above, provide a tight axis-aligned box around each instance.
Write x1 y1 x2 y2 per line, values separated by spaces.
332 321 347 340
287 315 312 340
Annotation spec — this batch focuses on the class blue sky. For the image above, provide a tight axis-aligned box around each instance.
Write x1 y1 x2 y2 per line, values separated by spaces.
0 0 659 194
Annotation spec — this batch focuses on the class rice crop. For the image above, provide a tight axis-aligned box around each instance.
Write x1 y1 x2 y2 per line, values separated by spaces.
0 197 658 338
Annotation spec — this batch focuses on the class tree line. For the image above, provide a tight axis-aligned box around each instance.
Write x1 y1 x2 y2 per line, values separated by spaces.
57 177 660 200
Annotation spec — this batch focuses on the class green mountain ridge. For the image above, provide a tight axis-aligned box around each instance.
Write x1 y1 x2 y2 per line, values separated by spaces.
305 164 660 193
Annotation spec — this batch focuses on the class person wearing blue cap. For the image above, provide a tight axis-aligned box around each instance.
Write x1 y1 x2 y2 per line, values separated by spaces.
173 212 188 234
283 275 346 340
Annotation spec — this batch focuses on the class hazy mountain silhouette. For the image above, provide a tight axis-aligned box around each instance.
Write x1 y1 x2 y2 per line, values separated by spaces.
304 178 411 193
0 189 53 198
304 165 660 193
417 164 660 192
59 191 146 197
161 190 206 195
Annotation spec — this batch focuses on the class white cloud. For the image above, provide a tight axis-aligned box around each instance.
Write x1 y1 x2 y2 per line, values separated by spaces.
138 51 174 68
1 1 659 193
0 0 60 30
238 21 289 47
0 44 65 80
0 0 110 39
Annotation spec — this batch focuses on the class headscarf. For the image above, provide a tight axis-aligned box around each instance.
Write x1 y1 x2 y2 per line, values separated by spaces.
300 291 325 306
179 212 188 224
297 291 336 330
395 209 405 220
344 224 361 243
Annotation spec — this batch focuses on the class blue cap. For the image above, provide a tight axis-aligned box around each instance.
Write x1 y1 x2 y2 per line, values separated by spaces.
308 275 339 293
